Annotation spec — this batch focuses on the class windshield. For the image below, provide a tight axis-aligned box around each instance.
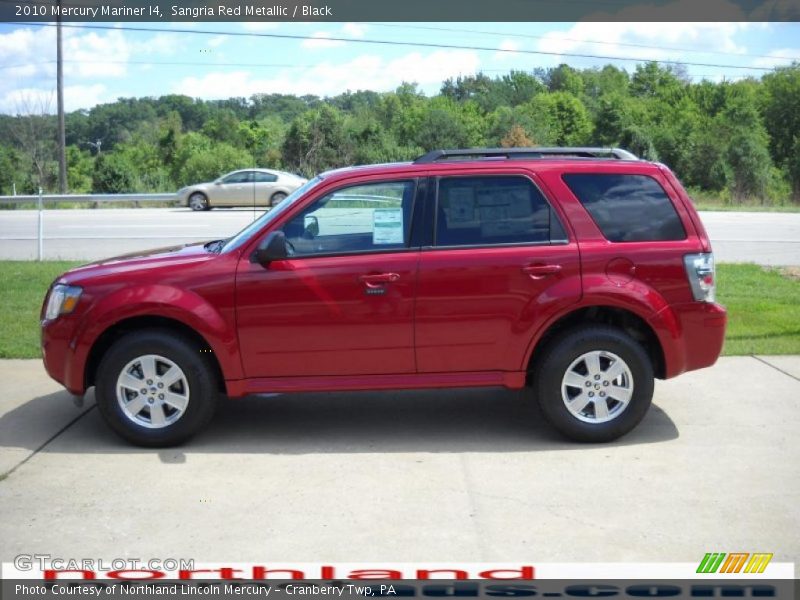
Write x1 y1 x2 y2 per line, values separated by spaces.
221 176 323 253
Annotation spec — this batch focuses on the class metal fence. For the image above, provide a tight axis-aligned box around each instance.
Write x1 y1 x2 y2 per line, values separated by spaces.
0 190 179 260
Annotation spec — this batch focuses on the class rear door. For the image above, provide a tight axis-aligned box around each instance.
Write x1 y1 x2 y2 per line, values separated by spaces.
253 171 278 206
414 170 581 373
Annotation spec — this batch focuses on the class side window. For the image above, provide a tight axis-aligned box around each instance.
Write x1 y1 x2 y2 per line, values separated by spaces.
435 176 563 247
254 172 278 183
222 172 250 184
562 173 686 242
281 180 416 257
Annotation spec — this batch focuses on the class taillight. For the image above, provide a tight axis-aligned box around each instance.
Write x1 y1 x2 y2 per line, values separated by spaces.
683 253 715 303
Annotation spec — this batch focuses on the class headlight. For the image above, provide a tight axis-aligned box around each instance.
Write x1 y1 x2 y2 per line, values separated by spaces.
45 284 82 320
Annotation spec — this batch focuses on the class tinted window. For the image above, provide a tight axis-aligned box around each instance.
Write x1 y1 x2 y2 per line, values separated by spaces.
253 172 278 183
563 174 686 242
436 176 562 247
222 171 250 184
281 180 416 257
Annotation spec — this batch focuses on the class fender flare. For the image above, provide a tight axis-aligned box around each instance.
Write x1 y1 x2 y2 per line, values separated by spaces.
73 284 243 386
520 277 681 375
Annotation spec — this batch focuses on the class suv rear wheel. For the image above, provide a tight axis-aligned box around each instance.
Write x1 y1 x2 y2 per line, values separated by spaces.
532 325 654 442
95 330 218 447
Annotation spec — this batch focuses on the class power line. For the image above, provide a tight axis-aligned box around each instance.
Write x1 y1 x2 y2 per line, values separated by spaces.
365 22 800 62
5 21 786 73
0 59 536 73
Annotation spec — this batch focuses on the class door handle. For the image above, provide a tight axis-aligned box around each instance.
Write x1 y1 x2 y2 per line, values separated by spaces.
522 264 562 279
359 273 401 287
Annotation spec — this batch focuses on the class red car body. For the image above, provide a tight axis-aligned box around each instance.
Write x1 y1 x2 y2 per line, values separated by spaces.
41 155 726 431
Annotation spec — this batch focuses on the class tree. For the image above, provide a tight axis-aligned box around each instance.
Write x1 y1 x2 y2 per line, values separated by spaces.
282 105 353 176
630 62 684 101
546 64 585 96
761 63 800 198
9 93 58 192
523 92 592 146
720 88 772 202
92 152 136 193
500 124 535 148
66 146 94 193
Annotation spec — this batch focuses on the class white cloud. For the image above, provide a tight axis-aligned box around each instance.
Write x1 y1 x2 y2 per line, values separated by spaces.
173 49 480 98
135 32 180 56
301 31 345 49
536 22 751 65
342 23 367 38
495 39 521 60
64 29 131 77
0 84 108 114
207 35 227 48
750 48 800 69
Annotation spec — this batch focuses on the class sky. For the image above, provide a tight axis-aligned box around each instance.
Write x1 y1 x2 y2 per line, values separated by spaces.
1 19 799 114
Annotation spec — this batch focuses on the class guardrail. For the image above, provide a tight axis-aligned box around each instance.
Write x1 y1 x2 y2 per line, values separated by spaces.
0 192 178 205
0 190 180 260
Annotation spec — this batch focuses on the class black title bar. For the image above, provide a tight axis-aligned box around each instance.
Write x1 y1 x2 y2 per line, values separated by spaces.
2 0 800 22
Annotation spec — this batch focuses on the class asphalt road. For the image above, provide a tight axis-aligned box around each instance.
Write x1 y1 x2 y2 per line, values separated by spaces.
1 207 799 264
0 356 798 565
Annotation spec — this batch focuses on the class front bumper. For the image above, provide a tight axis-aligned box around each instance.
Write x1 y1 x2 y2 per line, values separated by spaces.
41 316 87 396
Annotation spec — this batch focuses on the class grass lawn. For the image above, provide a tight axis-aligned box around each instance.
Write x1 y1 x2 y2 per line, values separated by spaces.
0 261 798 359
717 264 800 355
0 261 80 358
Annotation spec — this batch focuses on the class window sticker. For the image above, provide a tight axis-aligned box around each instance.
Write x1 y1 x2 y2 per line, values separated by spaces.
373 208 404 245
447 187 477 225
478 187 533 237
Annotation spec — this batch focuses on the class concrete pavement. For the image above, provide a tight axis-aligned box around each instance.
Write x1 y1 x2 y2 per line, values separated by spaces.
1 208 800 264
0 357 798 564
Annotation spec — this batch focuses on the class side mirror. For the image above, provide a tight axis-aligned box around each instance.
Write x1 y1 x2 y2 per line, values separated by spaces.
214 180 222 185
254 231 288 266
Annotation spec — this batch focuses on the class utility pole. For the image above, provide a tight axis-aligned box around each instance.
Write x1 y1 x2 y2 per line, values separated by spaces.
56 0 67 193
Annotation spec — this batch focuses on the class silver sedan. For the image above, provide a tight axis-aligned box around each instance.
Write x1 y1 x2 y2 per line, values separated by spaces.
177 169 307 211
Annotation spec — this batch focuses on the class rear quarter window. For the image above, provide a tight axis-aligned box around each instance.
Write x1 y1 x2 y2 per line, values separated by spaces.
562 173 686 242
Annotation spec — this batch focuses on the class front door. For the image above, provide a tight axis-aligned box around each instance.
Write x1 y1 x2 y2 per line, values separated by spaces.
236 178 421 378
217 171 252 206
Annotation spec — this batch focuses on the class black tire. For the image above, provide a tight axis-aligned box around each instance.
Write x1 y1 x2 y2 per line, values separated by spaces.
270 191 287 207
531 325 654 443
95 329 218 447
188 192 210 211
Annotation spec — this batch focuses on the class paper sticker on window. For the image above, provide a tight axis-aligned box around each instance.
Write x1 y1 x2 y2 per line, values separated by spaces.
373 208 404 245
448 187 476 224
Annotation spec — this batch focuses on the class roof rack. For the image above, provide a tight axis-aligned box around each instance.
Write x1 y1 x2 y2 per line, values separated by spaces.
413 147 639 164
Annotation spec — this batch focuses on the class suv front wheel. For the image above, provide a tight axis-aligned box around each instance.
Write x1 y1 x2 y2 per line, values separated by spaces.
532 325 654 442
95 330 218 447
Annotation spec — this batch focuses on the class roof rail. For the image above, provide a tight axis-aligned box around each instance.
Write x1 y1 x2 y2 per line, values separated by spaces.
413 147 639 164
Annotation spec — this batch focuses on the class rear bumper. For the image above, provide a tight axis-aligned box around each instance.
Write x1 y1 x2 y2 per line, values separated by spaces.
662 302 727 378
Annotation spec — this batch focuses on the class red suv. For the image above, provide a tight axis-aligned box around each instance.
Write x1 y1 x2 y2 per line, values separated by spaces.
41 147 726 446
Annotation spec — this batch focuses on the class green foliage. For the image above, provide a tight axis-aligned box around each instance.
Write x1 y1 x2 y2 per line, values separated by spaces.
0 146 24 195
282 105 353 177
760 63 800 198
92 152 136 193
65 146 93 193
1 65 800 205
178 138 254 185
523 92 592 145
